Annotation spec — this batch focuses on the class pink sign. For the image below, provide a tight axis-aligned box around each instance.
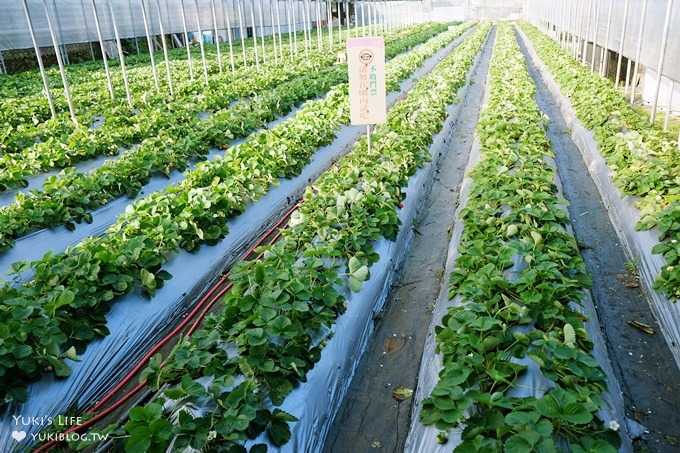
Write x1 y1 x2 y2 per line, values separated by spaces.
347 36 386 125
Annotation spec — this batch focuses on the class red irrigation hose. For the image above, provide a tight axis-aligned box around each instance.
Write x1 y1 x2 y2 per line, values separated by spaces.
35 203 300 452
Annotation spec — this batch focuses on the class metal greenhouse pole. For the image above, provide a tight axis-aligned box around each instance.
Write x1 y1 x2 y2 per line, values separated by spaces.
237 0 248 66
91 0 115 99
650 0 674 125
194 0 210 82
591 0 601 72
210 0 223 73
127 0 140 54
108 0 133 108
315 0 322 50
287 0 295 57
43 0 77 124
614 0 629 88
275 0 284 60
629 0 649 104
81 0 96 60
574 0 584 59
257 0 266 64
300 0 309 56
249 0 260 69
179 0 195 80
272 0 283 62
345 0 350 36
52 0 69 64
360 1 365 36
154 0 175 95
582 0 592 64
290 0 298 56
328 0 333 49
600 0 613 77
664 81 674 131
224 1 236 72
269 0 279 63
22 0 57 119
337 0 342 43
141 0 161 91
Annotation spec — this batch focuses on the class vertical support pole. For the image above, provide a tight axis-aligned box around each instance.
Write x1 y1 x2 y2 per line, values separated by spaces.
288 0 295 57
291 0 298 56
0 50 6 75
355 1 360 37
43 0 77 124
346 0 350 37
52 0 69 65
601 0 613 77
194 0 210 82
582 0 592 64
179 0 195 80
108 0 133 109
275 0 284 60
300 0 309 55
615 0 630 88
316 0 322 50
257 0 266 63
81 0 96 61
270 0 279 63
127 0 140 55
624 58 632 95
91 0 115 100
210 0 223 73
155 0 174 95
591 0 601 72
574 0 584 59
650 0 674 125
250 0 260 68
141 0 160 91
630 0 649 103
663 81 674 131
237 0 248 66
337 0 342 43
360 1 365 36
328 0 333 49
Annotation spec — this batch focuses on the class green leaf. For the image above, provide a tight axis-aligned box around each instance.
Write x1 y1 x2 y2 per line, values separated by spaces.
562 402 593 425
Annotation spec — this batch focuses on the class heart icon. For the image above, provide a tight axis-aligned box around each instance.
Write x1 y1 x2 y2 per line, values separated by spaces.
12 430 27 442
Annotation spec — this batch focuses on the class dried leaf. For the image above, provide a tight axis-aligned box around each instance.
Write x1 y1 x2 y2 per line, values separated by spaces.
392 387 413 401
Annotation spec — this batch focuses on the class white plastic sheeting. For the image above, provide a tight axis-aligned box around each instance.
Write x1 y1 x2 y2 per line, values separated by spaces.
518 26 680 372
525 0 680 84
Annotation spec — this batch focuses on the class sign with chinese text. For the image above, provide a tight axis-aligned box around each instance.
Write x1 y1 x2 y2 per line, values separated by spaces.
347 36 386 125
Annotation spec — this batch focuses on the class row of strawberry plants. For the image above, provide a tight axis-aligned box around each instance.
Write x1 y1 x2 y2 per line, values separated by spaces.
519 23 680 302
418 24 621 452
67 23 491 453
0 24 375 100
0 24 443 191
0 23 475 406
0 23 456 251
0 24 395 150
0 25 358 125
